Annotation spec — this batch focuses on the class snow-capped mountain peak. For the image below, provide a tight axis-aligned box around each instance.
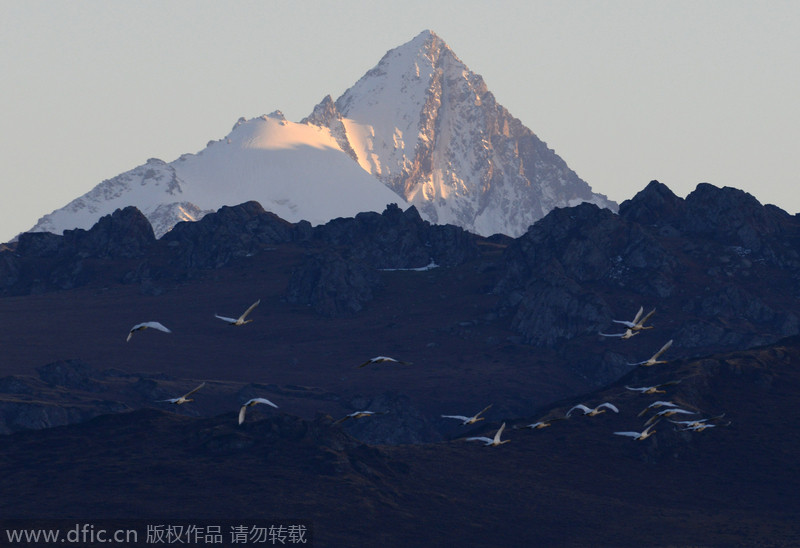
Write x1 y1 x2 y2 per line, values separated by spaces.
308 30 615 236
29 114 407 238
28 30 614 240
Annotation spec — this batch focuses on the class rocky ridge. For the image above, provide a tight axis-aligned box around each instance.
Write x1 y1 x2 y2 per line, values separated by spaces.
2 180 800 386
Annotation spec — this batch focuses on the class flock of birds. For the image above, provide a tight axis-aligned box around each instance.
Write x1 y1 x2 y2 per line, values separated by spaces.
129 300 281 425
129 300 726 444
127 300 419 426
451 306 727 447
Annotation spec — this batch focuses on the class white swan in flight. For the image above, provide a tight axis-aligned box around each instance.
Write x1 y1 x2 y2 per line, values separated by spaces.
644 407 695 426
626 380 682 394
333 410 387 425
158 382 205 404
614 422 658 441
566 402 619 417
515 417 567 430
358 356 412 368
629 339 673 366
466 422 510 446
599 328 639 340
637 400 680 417
127 321 171 342
215 299 261 326
613 306 656 331
670 414 725 431
238 397 278 425
677 422 716 432
442 404 492 425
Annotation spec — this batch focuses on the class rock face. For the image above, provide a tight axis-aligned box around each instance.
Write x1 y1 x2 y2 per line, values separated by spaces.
493 181 800 383
1 207 157 293
36 359 103 392
335 392 442 445
161 201 300 270
18 206 155 260
4 180 800 389
310 30 616 237
310 203 478 269
285 250 382 317
286 203 479 317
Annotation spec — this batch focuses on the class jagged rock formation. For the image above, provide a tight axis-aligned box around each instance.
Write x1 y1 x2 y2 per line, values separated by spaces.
308 30 615 236
161 200 303 270
494 181 800 383
285 250 382 317
309 203 478 269
4 180 800 389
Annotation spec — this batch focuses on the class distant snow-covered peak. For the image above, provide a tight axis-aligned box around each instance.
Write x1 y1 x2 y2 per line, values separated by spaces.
27 30 615 241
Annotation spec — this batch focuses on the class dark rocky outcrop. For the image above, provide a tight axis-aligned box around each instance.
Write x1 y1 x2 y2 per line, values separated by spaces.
2 207 156 293
494 181 800 371
161 200 301 270
17 206 155 260
36 359 103 392
285 250 381 317
0 251 20 290
335 391 442 445
310 203 478 269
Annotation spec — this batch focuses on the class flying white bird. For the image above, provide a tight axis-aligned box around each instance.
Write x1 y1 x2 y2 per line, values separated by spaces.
442 404 492 425
670 414 726 430
637 400 680 417
158 382 205 404
613 306 656 331
238 397 279 425
566 403 619 417
677 422 716 432
614 422 658 441
644 407 695 426
515 417 568 430
625 380 682 394
629 340 673 367
333 410 387 425
215 299 261 326
357 356 412 368
127 321 172 342
466 422 510 446
599 328 639 340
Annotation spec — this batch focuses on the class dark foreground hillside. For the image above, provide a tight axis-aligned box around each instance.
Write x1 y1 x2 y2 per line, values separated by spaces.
2 180 800 546
2 335 800 546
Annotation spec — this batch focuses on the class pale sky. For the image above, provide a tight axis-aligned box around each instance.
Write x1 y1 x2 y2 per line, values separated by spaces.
1 1 798 242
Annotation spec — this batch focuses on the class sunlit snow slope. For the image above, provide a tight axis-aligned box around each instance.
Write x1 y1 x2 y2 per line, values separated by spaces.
30 112 408 238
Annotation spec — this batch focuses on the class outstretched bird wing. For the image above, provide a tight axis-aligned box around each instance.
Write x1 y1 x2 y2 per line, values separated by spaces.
182 382 206 398
442 415 471 422
567 404 591 416
238 299 261 321
474 404 493 419
598 402 619 413
652 339 674 360
492 422 507 443
214 314 238 324
127 321 171 341
636 308 656 328
249 397 278 408
465 437 493 444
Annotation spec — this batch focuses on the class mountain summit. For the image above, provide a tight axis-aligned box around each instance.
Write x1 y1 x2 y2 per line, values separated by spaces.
29 30 614 239
305 30 615 236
